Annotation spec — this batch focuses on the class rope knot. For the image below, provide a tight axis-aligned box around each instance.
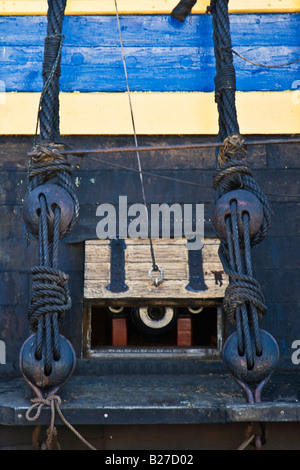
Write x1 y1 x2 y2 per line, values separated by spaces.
213 136 254 193
29 142 72 184
28 142 79 237
223 273 267 325
29 266 71 332
217 135 247 166
26 395 62 450
26 395 62 422
26 393 97 450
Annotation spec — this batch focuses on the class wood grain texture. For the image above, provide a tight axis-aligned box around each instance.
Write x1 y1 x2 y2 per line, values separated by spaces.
1 0 299 15
1 14 299 93
1 91 298 135
84 238 228 300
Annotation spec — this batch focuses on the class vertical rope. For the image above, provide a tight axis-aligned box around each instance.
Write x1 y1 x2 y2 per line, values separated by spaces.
211 0 239 142
114 0 159 273
208 0 272 370
39 0 67 142
24 0 76 376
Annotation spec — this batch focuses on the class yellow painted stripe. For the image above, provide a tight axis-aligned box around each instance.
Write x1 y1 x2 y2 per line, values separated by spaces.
0 0 299 15
0 92 298 135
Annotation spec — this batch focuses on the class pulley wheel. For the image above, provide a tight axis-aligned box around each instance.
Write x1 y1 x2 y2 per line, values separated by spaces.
213 189 264 240
19 334 76 394
22 183 74 237
222 330 279 386
131 306 177 336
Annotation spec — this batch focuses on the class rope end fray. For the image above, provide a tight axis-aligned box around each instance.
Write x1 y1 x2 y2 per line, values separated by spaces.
26 394 97 451
217 135 247 166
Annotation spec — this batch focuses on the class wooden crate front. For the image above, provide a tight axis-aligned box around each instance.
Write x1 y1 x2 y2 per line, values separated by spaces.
84 238 228 301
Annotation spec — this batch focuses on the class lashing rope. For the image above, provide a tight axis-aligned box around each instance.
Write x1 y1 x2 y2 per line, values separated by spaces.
171 0 279 449
21 0 97 451
26 395 97 451
207 0 277 449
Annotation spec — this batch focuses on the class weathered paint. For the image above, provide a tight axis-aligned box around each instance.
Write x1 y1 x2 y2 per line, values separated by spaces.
1 91 299 135
0 133 300 366
1 12 299 135
0 0 299 15
1 15 299 93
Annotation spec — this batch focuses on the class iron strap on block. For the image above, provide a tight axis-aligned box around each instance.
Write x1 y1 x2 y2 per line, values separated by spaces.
207 0 279 418
186 248 208 292
106 239 128 293
18 0 91 451
170 0 279 449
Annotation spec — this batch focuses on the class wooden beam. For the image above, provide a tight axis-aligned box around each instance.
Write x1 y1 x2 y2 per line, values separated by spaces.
84 238 228 301
0 0 299 15
1 91 299 135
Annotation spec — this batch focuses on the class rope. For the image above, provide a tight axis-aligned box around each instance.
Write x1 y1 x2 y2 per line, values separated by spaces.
230 47 300 69
114 0 159 275
22 0 78 420
26 395 97 451
210 0 239 141
37 0 67 143
28 142 80 237
237 433 255 451
209 1 271 369
237 422 267 450
27 186 73 375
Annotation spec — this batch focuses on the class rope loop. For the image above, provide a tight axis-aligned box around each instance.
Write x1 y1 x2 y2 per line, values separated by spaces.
213 135 271 246
26 394 97 450
222 274 267 325
26 395 62 422
28 142 79 238
28 265 71 332
29 142 72 182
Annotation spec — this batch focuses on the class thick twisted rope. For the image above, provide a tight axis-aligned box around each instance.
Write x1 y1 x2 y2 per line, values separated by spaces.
208 1 271 369
24 1 79 376
28 142 80 238
38 0 67 142
27 195 72 375
213 135 271 247
210 0 239 141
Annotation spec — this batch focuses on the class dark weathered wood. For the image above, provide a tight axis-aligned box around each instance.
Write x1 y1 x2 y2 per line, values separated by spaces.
0 135 272 170
1 367 300 426
0 134 299 378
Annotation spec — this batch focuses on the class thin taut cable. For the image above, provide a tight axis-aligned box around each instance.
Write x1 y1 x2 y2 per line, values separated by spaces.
114 0 159 274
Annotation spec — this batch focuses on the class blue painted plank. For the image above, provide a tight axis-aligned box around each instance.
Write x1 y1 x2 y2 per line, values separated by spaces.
0 14 299 92
1 45 299 92
1 14 299 47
